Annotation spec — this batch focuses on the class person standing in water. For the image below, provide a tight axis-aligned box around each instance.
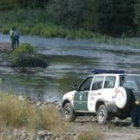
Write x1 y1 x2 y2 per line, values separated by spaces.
10 27 15 49
10 27 20 50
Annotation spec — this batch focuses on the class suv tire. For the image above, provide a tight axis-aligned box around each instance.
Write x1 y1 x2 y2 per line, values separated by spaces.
115 87 134 110
64 103 76 122
97 105 108 125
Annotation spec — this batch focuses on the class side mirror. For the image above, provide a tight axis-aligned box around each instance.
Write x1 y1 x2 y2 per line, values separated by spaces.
73 84 79 90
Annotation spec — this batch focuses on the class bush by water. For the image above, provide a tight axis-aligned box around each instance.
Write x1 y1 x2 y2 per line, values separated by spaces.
12 43 48 68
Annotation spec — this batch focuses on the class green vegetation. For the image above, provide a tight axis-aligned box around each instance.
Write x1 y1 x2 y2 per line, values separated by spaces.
12 43 48 67
0 8 140 46
48 0 99 31
0 8 95 39
98 0 136 35
0 8 63 37
0 8 100 39
12 43 37 58
134 0 140 34
92 35 140 47
0 93 66 132
77 131 102 140
0 0 139 38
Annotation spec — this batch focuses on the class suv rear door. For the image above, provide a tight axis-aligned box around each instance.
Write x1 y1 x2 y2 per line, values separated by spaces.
88 75 105 112
101 76 117 101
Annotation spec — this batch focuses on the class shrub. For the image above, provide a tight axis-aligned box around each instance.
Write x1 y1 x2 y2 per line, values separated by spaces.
0 93 33 127
0 93 66 132
98 0 136 35
48 0 98 31
12 43 37 59
12 43 48 68
29 106 66 132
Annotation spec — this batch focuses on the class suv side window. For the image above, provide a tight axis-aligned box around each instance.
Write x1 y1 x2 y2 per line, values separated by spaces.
92 76 104 90
120 76 125 86
79 77 93 91
104 76 116 88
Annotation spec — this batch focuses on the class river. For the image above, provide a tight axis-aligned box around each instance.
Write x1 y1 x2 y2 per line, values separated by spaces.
0 33 140 103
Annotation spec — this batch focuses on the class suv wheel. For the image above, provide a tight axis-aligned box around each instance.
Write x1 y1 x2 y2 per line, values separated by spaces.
115 87 134 110
97 105 108 125
63 103 76 122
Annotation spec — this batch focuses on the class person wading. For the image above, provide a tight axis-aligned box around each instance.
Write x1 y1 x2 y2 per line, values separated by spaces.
10 27 20 50
10 27 14 50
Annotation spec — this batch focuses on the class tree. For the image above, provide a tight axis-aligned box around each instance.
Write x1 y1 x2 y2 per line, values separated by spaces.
134 0 140 34
80 0 99 31
98 0 136 35
48 0 83 29
0 0 17 10
48 0 98 31
17 0 49 8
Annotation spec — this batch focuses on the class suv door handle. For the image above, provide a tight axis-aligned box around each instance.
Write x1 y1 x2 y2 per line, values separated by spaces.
98 93 101 95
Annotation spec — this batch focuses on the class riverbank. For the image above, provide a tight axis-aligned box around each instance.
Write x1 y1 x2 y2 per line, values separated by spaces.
0 93 102 140
0 8 140 48
1 8 138 45
0 9 95 39
0 93 140 140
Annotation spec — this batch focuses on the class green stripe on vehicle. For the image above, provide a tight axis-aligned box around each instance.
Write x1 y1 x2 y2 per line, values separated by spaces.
74 91 88 111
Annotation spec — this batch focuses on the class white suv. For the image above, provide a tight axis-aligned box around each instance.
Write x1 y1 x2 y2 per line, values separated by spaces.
62 70 140 124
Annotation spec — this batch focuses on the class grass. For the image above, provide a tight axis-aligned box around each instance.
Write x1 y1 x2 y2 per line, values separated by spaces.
12 43 37 59
0 8 66 37
91 34 140 47
76 131 102 140
0 93 66 133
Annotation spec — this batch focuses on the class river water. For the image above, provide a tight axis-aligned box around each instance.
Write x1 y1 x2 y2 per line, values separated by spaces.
0 33 140 103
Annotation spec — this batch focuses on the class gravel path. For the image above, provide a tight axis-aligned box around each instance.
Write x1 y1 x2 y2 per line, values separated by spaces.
68 117 140 140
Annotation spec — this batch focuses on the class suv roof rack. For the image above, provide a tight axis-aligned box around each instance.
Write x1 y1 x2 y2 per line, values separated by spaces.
91 69 125 74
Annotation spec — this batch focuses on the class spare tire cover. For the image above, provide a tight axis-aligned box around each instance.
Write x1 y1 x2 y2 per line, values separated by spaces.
115 87 127 109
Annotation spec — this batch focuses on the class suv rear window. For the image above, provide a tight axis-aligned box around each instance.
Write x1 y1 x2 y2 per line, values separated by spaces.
123 76 140 91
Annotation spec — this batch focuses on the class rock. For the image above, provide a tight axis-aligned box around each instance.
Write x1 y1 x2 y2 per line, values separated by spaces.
37 130 54 140
18 95 25 102
20 130 29 140
37 130 47 140
13 129 19 137
46 132 54 140
7 135 13 140
57 133 76 140
36 101 43 107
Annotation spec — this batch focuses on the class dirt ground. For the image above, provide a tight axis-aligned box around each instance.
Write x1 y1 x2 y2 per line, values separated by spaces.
68 117 140 140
